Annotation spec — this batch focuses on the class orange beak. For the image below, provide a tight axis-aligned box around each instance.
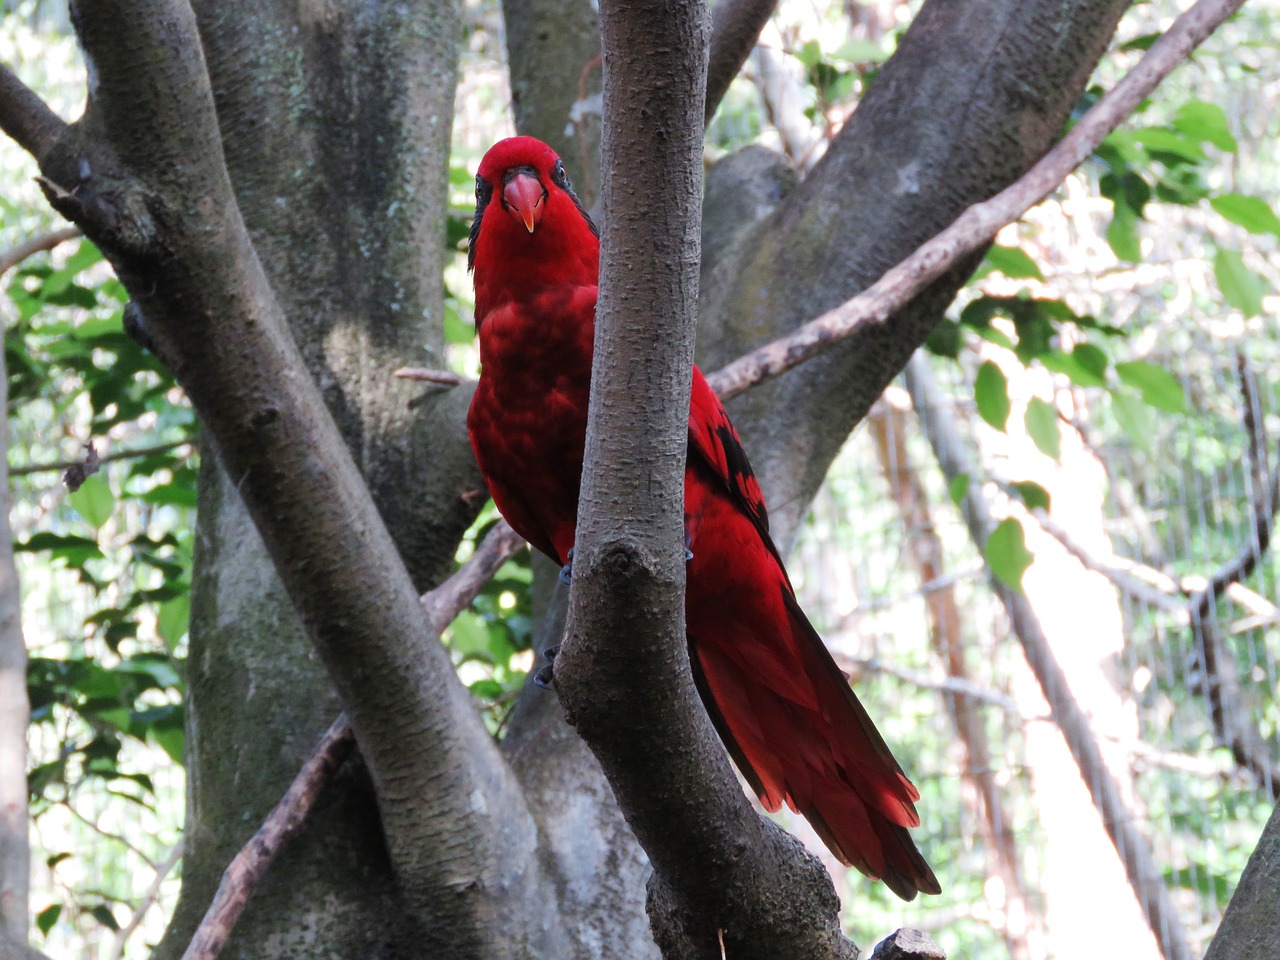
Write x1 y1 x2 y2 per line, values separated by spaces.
503 172 545 233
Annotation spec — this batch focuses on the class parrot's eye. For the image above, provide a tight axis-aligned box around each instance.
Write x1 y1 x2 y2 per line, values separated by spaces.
475 174 492 204
551 160 571 191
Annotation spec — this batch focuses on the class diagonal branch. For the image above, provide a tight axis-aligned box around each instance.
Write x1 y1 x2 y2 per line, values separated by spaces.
0 63 67 160
0 227 81 276
705 0 778 124
178 520 526 960
705 0 1249 400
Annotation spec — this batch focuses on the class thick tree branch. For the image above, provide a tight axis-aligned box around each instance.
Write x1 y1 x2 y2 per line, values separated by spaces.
0 63 67 160
705 0 777 124
178 520 526 960
558 2 855 959
904 355 1194 960
704 0 1248 401
1203 797 1280 960
0 0 539 948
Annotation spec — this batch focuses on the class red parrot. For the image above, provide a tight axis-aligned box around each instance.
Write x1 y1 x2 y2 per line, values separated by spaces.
466 136 939 900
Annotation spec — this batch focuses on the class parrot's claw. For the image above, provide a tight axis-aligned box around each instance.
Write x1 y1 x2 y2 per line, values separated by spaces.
533 645 560 688
559 547 575 585
684 530 694 563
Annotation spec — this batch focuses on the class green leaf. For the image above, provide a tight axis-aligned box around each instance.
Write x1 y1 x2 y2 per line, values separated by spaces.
924 319 962 358
157 596 190 650
69 474 115 529
151 724 185 764
1130 127 1206 162
1112 391 1154 448
90 904 120 932
1213 248 1269 318
1024 397 1062 460
469 679 505 699
948 473 970 507
982 245 1043 280
831 39 891 63
985 518 1034 591
1106 202 1142 262
36 904 61 936
443 304 474 345
1073 343 1109 381
1173 100 1238 152
974 361 1011 431
1114 360 1188 413
1210 194 1280 237
15 533 104 566
1011 481 1051 512
1040 350 1107 388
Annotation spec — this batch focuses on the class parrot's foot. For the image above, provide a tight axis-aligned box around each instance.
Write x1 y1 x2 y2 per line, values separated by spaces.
533 645 560 688
558 548 575 586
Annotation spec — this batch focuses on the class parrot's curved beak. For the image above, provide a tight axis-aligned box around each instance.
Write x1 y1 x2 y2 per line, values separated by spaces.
503 171 545 234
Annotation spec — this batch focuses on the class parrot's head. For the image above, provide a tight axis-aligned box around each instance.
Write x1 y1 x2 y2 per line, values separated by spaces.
468 136 598 276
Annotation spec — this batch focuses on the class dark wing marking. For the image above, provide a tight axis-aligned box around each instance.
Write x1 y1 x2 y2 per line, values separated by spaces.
468 174 494 271
687 366 790 576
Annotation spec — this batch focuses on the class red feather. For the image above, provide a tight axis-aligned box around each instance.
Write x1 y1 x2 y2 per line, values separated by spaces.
467 136 939 899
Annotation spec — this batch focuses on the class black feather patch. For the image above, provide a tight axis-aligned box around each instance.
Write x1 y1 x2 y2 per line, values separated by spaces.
468 174 493 271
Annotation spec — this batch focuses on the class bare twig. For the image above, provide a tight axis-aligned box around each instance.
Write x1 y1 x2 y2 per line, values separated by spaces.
107 839 184 960
705 0 1248 401
705 0 778 124
1031 509 1190 616
10 439 195 479
421 521 526 629
179 521 526 960
0 62 68 159
1187 356 1280 798
179 716 356 960
0 226 81 276
391 367 471 388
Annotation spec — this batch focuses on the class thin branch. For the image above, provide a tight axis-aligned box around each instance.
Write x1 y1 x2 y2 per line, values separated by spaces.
0 227 81 276
705 0 778 124
9 439 195 478
179 716 356 960
1031 509 1190 616
179 521 526 960
421 521 525 629
59 800 157 871
391 367 471 388
106 839 184 960
704 0 1247 401
1187 356 1280 798
0 62 68 160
